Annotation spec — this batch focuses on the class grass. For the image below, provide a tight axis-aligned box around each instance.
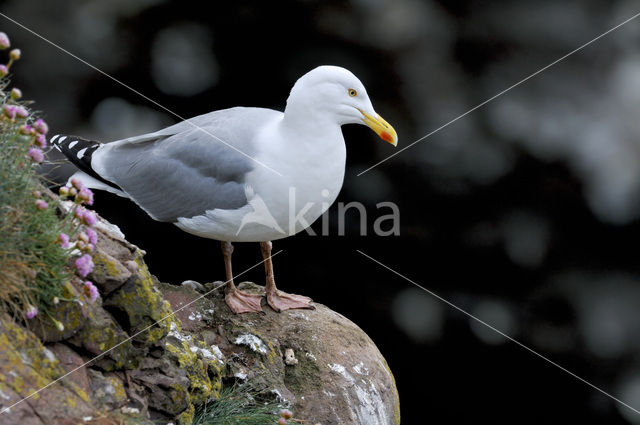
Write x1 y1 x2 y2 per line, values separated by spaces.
0 34 75 322
193 383 286 425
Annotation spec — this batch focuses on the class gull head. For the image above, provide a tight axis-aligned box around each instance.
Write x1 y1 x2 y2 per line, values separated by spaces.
285 65 398 146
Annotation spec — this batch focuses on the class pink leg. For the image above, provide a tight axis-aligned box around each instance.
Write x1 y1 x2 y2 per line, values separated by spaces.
260 241 314 312
222 241 263 314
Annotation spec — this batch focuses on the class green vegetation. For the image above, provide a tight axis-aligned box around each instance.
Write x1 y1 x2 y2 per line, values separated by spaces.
0 31 96 323
193 384 290 425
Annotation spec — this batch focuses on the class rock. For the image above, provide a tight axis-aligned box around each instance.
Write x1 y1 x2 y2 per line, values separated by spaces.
30 281 86 342
93 222 138 263
47 343 91 395
159 281 401 425
88 369 127 410
181 280 205 292
284 348 299 365
88 249 132 295
67 298 139 371
0 316 95 423
203 281 224 292
103 250 173 345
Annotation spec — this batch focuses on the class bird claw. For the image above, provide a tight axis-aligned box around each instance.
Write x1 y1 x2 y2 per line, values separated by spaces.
225 289 264 314
266 290 315 313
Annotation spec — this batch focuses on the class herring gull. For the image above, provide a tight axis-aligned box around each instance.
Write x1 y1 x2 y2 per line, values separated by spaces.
52 65 398 314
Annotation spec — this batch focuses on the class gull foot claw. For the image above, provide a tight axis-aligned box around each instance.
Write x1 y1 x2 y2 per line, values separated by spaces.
267 290 315 313
225 289 264 314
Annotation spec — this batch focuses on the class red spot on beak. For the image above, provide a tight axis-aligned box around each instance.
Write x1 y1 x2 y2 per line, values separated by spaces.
381 131 393 143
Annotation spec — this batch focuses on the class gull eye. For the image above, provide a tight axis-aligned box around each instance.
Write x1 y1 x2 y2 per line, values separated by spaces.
348 88 357 97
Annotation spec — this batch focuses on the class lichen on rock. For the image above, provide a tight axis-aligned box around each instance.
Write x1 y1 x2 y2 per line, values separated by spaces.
104 250 173 345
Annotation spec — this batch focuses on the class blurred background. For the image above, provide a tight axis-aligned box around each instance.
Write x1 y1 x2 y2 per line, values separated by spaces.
3 0 640 423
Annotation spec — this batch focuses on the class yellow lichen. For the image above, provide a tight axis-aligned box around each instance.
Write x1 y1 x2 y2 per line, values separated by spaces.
177 402 195 425
92 252 123 277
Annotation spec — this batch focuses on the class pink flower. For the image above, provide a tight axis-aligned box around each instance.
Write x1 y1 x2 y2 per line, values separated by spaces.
82 210 97 226
34 199 48 210
0 65 7 78
280 409 293 419
35 134 46 148
0 32 10 50
59 186 69 196
3 104 15 119
28 147 44 163
9 49 20 61
57 233 71 249
77 187 94 205
14 105 28 118
75 254 94 277
84 281 99 302
19 124 32 135
70 178 83 190
25 305 38 319
10 88 21 100
86 228 98 245
33 119 48 135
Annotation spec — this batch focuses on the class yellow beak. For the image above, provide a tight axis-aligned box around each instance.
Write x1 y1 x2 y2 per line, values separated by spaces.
360 110 398 147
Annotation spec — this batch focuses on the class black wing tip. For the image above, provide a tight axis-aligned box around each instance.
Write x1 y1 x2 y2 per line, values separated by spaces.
52 135 122 192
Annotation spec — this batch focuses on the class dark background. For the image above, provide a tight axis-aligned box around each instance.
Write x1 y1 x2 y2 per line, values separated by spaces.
4 0 640 423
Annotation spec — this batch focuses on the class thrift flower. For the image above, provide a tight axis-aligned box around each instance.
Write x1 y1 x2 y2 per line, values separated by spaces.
70 177 83 190
35 199 48 210
277 419 287 425
78 187 94 205
19 124 32 135
9 48 20 60
32 190 41 198
59 186 69 196
84 281 99 302
3 104 15 119
25 305 38 319
82 209 97 226
280 409 293 419
33 118 48 135
10 88 21 99
14 105 28 118
35 134 46 148
75 254 94 277
0 65 7 78
57 233 71 249
28 147 43 162
86 227 98 245
0 32 10 49
74 206 85 220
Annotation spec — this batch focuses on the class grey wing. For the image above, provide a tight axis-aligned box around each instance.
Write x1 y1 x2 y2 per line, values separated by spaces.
92 107 277 222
